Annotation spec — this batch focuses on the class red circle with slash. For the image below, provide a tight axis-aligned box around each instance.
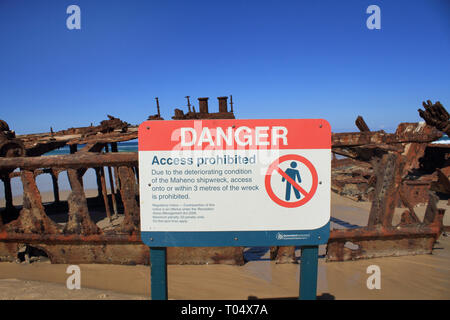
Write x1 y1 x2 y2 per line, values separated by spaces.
265 154 318 208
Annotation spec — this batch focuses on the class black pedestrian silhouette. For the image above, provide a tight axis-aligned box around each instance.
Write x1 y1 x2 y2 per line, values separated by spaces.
282 161 302 201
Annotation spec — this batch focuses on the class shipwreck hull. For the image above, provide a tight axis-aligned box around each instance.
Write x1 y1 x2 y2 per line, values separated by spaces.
0 100 449 265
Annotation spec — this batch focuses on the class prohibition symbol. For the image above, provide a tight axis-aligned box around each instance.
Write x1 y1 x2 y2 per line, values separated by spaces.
265 154 319 208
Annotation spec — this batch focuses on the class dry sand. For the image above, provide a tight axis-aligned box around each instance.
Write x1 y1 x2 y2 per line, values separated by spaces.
0 192 449 300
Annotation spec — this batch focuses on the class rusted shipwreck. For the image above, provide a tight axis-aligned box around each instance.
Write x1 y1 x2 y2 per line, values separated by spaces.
0 98 448 265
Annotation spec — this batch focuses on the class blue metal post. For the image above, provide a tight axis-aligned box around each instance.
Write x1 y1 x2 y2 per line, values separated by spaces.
299 246 319 300
150 247 168 300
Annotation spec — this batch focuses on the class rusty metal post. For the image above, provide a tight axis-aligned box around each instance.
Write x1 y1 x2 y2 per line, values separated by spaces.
368 152 404 227
185 96 192 113
105 144 118 217
155 97 161 118
65 169 101 234
355 116 370 132
134 166 139 184
230 95 234 113
111 142 121 202
99 167 112 222
95 168 103 200
423 191 439 224
69 144 77 154
1 174 14 210
50 170 60 203
118 166 140 233
198 97 209 114
217 96 228 113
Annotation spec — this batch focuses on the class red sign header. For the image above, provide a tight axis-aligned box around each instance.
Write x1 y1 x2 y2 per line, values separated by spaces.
139 119 331 151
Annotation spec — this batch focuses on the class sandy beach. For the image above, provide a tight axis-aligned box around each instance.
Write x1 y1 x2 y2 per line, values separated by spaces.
0 235 448 300
0 192 449 300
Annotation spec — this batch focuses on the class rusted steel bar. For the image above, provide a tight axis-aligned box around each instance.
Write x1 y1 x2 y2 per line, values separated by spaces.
1 174 14 210
111 142 121 200
355 116 370 132
78 142 105 153
156 97 161 117
111 142 118 153
0 231 142 243
185 96 192 113
418 100 450 135
328 224 441 240
0 152 138 171
326 207 445 262
398 189 420 223
99 167 112 221
423 191 439 224
368 153 405 227
332 128 441 148
67 131 137 146
65 169 101 235
105 144 118 216
133 166 139 186
50 170 60 203
118 166 139 231
108 167 118 215
94 167 103 200
118 166 140 234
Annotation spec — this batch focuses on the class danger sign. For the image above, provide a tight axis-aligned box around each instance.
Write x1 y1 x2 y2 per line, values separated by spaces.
138 119 331 247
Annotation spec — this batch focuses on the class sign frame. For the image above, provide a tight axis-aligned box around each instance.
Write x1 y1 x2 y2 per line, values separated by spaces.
139 118 330 301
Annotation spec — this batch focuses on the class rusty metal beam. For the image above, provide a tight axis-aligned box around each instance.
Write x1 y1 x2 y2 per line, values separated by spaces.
332 127 441 148
418 100 450 135
65 169 101 235
118 166 140 234
50 170 60 203
355 116 370 132
99 167 112 221
105 144 118 216
423 191 440 224
1 174 14 210
0 152 138 171
368 153 405 227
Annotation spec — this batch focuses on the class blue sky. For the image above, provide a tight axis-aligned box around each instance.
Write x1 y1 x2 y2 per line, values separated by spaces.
0 0 449 134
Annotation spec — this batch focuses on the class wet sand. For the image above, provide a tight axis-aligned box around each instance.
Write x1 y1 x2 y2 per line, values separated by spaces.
0 234 448 300
0 192 449 299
